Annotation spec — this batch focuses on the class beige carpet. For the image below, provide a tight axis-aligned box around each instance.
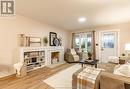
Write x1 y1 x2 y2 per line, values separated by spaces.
43 64 81 89
43 63 116 89
46 62 66 68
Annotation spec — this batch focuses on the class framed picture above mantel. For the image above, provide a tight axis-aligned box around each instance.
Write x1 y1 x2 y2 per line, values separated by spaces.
49 32 57 46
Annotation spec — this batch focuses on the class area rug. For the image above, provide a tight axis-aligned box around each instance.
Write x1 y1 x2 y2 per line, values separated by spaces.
43 64 81 89
46 61 66 68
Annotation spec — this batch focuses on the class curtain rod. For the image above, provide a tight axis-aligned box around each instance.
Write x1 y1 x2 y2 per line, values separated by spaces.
72 30 95 34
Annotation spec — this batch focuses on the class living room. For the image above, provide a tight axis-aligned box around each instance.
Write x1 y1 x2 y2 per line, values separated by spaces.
0 0 130 89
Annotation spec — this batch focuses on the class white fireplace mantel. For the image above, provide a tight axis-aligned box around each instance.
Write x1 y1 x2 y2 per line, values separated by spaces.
19 46 64 65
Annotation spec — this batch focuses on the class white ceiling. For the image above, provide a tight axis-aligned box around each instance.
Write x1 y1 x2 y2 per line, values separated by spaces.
16 0 130 30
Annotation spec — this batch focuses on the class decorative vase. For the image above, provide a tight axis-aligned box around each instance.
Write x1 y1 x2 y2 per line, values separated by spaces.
88 57 92 60
53 37 60 46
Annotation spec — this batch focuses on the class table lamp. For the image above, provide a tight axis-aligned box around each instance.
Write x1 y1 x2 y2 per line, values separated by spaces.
125 43 130 57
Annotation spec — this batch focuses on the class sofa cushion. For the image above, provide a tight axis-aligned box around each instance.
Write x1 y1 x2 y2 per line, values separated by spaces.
108 56 119 64
70 49 77 55
73 54 79 61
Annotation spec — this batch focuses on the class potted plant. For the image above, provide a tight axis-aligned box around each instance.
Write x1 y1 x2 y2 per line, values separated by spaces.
121 53 126 60
43 37 48 46
119 53 126 64
88 52 92 60
121 53 126 57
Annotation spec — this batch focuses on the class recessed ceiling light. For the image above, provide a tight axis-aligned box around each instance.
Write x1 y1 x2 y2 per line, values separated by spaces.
78 17 86 22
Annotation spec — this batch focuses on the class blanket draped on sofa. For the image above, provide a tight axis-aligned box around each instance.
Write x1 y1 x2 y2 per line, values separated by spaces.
72 67 102 89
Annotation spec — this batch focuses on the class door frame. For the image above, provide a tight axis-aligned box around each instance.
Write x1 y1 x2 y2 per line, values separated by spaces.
98 29 120 62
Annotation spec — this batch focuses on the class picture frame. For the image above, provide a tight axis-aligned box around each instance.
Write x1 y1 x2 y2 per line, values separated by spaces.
29 37 41 46
29 37 41 43
49 32 57 46
19 34 41 47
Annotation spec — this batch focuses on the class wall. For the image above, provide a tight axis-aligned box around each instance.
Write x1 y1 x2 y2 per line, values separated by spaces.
0 15 71 65
71 22 130 59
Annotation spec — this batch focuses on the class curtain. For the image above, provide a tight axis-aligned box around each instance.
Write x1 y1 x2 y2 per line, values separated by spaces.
92 31 96 59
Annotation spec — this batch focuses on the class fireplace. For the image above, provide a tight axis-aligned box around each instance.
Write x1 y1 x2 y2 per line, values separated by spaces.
51 52 60 64
20 46 64 66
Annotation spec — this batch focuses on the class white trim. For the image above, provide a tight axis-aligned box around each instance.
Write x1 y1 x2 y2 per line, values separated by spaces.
98 29 120 62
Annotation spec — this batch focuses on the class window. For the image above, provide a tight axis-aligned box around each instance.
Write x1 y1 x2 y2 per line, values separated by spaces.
102 33 115 48
73 32 92 52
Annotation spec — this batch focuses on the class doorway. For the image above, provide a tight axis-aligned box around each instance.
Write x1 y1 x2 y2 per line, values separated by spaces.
99 30 120 63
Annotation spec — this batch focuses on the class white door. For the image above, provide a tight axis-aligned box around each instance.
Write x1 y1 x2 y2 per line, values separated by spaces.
99 31 119 63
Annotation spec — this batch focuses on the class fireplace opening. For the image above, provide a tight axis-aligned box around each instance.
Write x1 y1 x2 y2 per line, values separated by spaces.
51 52 60 64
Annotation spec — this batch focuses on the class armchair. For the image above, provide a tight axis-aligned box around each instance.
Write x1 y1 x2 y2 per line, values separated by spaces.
65 49 80 63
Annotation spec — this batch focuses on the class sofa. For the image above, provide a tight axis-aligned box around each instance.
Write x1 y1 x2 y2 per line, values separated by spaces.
72 67 130 89
99 71 130 89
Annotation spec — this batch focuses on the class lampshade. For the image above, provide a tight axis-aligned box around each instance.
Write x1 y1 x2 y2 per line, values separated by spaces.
125 44 130 51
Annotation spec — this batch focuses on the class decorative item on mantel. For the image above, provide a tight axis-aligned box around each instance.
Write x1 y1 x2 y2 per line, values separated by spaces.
19 34 42 47
19 34 28 47
49 32 62 46
49 32 57 46
58 36 62 46
53 37 60 46
43 36 48 46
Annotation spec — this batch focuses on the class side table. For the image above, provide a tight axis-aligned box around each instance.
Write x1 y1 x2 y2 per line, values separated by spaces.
119 59 125 64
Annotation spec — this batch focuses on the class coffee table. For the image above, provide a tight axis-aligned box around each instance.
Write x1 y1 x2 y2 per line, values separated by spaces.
79 59 99 68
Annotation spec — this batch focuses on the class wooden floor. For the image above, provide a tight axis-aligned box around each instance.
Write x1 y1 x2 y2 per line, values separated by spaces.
0 63 74 89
